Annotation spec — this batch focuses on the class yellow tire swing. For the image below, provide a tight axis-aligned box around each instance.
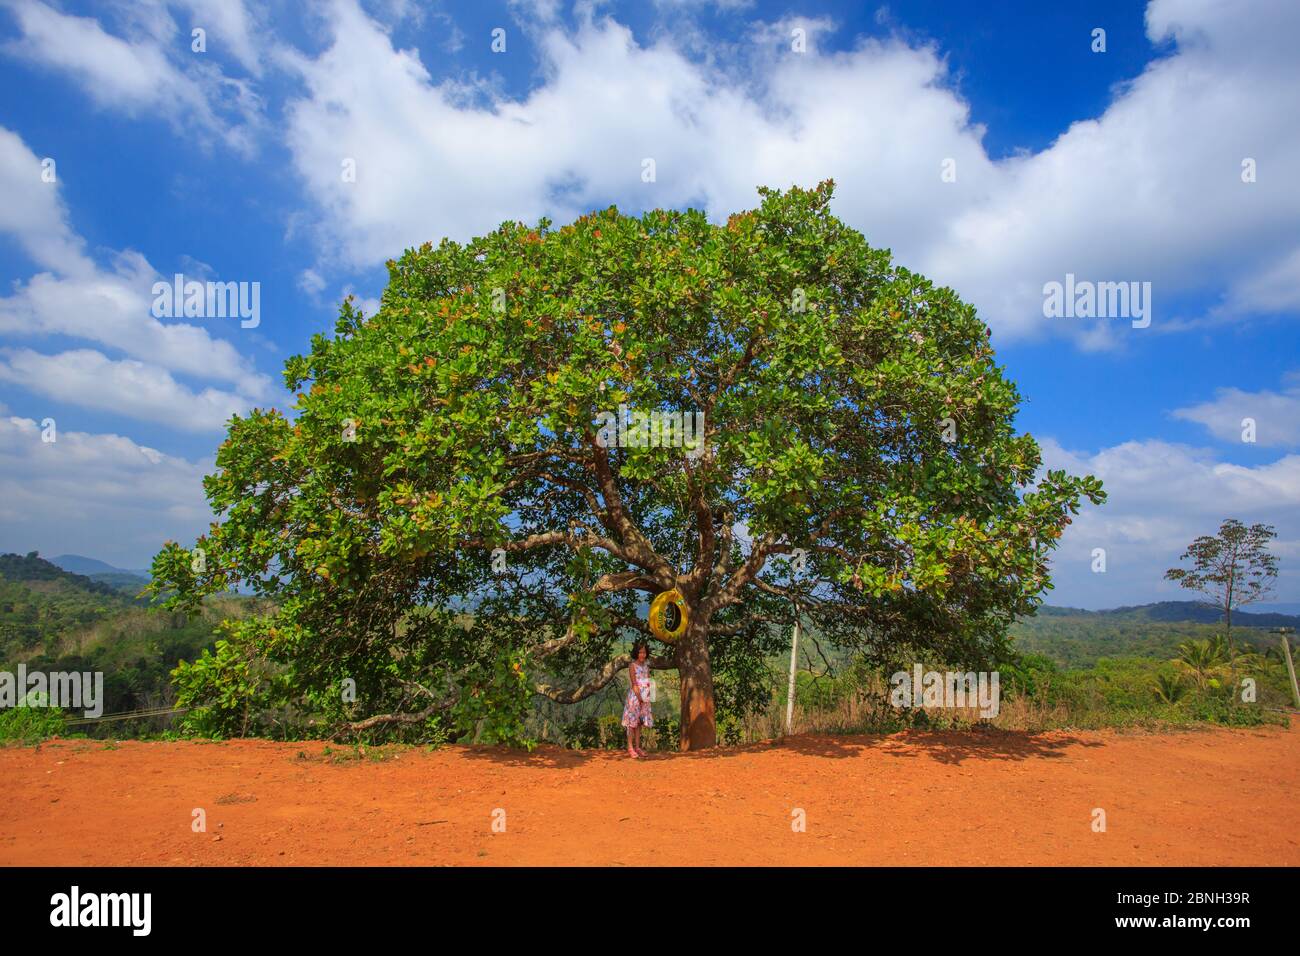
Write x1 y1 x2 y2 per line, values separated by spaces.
648 588 689 642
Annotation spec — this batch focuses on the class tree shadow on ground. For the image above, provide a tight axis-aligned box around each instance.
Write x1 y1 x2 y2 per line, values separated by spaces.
455 743 618 767
775 728 1105 765
455 738 777 767
452 727 1104 768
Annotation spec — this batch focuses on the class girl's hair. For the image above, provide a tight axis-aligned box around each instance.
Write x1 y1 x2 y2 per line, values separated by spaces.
631 641 649 660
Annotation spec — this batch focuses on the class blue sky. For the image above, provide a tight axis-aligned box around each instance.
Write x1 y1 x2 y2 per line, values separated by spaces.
0 0 1297 609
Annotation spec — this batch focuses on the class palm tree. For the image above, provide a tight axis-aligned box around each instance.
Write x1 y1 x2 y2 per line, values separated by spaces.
1153 672 1189 705
1174 638 1228 689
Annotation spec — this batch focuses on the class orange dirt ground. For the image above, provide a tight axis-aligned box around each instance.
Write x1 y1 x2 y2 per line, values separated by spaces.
2 720 1297 866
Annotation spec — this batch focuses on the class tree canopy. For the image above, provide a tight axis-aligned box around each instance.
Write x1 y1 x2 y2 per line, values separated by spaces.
1165 517 1278 656
150 181 1104 749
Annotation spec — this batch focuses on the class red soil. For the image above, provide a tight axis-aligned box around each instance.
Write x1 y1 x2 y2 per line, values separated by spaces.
2 721 1297 866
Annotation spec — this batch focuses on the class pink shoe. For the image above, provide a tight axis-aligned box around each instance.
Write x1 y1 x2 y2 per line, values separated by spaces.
627 748 640 759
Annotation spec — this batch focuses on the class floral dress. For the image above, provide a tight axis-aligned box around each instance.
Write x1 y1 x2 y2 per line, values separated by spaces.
621 660 654 728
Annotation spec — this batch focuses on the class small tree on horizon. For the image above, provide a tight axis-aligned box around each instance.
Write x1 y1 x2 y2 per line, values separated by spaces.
149 181 1104 750
1164 518 1278 662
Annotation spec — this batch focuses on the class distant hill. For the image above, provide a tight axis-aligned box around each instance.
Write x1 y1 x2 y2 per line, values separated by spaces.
49 554 150 593
1 552 141 665
49 554 123 575
1036 601 1300 629
0 552 130 600
1015 601 1296 668
0 551 265 726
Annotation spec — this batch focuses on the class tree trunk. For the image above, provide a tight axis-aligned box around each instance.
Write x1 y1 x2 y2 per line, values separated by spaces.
675 621 716 751
1224 564 1236 663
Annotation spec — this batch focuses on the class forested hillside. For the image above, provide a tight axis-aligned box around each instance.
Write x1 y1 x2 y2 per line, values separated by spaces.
0 552 265 725
1012 603 1295 667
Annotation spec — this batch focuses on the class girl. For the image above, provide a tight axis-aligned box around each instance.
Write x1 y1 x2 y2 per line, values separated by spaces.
622 642 653 758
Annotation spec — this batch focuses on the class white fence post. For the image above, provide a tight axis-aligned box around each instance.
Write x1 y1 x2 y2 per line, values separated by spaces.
785 607 801 735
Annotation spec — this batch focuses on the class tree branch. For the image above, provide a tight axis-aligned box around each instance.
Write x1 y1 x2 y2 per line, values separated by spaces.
532 653 672 704
703 532 783 615
587 433 676 583
334 698 454 738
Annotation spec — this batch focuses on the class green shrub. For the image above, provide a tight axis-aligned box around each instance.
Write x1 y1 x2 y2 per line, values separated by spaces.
1152 672 1189 704
0 692 68 743
1000 652 1063 702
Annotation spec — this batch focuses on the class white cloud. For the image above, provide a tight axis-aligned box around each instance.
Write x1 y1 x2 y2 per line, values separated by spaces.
0 415 212 568
279 1 997 271
0 124 272 419
11 0 1298 344
0 250 269 390
0 348 264 431
278 0 1300 347
173 0 265 77
1042 437 1300 607
1 0 262 152
926 0 1300 344
0 126 93 276
298 268 327 297
1171 375 1300 447
1225 247 1300 315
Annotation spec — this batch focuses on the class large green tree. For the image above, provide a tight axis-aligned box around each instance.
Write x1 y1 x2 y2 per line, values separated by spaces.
151 182 1103 750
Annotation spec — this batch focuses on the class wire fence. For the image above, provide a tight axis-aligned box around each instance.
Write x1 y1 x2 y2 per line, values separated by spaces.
63 706 189 727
